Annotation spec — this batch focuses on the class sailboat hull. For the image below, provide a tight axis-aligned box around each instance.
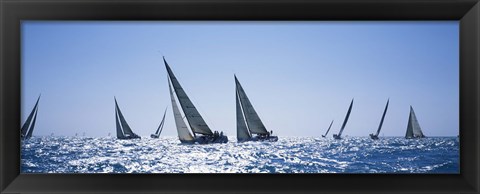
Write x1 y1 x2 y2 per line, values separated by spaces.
180 139 196 144
252 135 278 142
405 135 426 139
237 138 251 143
238 135 278 142
150 134 160 138
117 136 141 140
333 134 342 140
195 135 229 144
118 134 141 140
369 134 379 140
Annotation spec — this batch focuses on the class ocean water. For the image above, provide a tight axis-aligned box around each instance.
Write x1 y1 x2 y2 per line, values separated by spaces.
21 136 459 173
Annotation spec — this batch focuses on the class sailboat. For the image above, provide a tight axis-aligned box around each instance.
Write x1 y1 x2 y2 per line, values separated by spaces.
405 106 426 139
321 120 334 138
370 99 389 140
164 57 228 144
333 99 354 140
235 75 278 142
21 95 40 140
151 107 168 138
114 97 141 139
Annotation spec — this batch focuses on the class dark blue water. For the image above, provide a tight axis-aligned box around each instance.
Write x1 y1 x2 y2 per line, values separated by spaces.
21 137 459 173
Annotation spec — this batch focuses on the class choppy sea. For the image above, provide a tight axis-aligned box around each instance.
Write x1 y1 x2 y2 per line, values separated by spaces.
21 136 459 173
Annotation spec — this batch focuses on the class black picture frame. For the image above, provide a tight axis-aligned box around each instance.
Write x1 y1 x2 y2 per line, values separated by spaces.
1 0 479 193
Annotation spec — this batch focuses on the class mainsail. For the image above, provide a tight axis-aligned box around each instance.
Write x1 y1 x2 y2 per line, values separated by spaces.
21 95 40 140
374 99 389 136
337 99 354 137
236 87 252 141
169 81 195 141
405 106 425 138
115 98 139 138
164 57 213 136
153 107 168 136
235 76 269 135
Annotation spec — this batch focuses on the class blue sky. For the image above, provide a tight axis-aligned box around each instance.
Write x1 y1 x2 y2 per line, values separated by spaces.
21 21 459 137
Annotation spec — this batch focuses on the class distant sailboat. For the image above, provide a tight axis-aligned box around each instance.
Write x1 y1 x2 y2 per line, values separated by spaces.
164 57 228 144
321 120 334 138
405 106 425 139
333 99 354 140
370 99 389 140
21 95 40 140
114 97 141 139
151 107 168 138
235 75 278 142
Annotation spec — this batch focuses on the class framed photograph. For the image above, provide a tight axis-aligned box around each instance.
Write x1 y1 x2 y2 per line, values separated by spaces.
1 0 479 193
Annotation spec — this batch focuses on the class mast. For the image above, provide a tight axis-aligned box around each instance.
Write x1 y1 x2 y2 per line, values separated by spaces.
323 120 334 137
235 75 269 135
338 99 354 136
164 57 213 136
375 99 389 136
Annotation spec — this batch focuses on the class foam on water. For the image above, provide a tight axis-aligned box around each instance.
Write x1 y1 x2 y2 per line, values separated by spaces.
21 137 459 173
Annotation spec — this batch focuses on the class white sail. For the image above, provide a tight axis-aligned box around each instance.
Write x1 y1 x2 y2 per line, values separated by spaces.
164 57 213 135
405 106 425 138
169 81 195 141
235 76 269 135
236 88 252 141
